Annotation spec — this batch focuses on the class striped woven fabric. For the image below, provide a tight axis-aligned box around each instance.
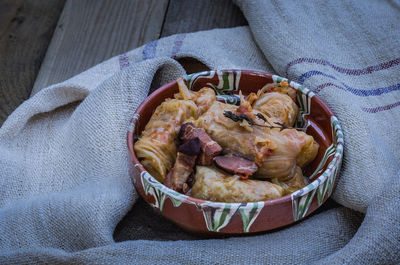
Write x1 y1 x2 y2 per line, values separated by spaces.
0 0 398 264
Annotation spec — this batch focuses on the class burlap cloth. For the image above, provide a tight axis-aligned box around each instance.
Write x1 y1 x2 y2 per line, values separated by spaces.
1 1 399 264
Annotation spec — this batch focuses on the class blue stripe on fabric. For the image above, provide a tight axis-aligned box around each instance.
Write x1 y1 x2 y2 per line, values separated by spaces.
298 70 338 84
142 40 158 60
299 70 400 96
171 34 187 57
285 57 400 76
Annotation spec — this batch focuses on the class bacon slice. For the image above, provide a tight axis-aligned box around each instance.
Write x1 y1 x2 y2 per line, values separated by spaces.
179 123 222 166
164 152 197 193
166 123 223 193
164 137 200 193
178 137 201 156
213 155 258 178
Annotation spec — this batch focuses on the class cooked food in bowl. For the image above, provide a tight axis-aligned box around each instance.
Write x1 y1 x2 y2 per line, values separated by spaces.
128 70 344 234
134 78 319 203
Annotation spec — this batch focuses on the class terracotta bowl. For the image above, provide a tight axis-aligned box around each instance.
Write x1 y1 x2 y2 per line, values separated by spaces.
127 70 343 234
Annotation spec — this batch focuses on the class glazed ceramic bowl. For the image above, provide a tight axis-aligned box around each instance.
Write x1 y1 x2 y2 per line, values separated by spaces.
127 70 343 234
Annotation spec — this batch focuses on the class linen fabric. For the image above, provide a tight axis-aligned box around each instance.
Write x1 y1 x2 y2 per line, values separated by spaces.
1 0 399 264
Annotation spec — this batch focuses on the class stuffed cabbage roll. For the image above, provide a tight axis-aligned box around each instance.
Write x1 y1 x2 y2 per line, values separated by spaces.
296 134 319 168
134 99 198 182
174 78 216 115
258 81 297 101
191 166 284 202
271 166 309 195
194 101 318 180
252 92 298 126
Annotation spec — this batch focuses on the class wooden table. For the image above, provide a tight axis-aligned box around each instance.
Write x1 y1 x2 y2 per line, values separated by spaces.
0 0 247 125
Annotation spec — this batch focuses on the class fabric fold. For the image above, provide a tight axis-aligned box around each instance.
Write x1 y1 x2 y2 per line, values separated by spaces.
234 0 400 213
1 1 399 262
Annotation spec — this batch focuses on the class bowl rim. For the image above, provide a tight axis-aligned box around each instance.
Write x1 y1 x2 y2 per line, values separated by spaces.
127 69 344 210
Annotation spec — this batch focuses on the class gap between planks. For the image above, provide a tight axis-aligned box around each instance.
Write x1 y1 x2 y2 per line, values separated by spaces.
31 0 247 96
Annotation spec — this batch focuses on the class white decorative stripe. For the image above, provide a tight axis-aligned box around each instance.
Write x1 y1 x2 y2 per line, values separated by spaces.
239 202 264 232
235 71 241 90
128 114 140 132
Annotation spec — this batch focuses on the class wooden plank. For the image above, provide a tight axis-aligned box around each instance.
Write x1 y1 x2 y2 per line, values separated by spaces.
0 0 65 125
160 0 248 38
31 0 169 95
161 0 248 74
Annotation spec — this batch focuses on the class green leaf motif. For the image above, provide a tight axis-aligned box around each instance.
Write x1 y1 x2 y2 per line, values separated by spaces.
155 188 168 211
186 71 215 89
309 144 336 179
213 205 230 231
238 202 264 233
222 72 230 91
216 95 240 105
327 167 337 197
169 197 183 208
275 76 283 83
317 175 329 206
207 70 241 95
140 171 187 211
141 172 152 194
293 189 317 221
140 172 172 211
201 204 240 232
